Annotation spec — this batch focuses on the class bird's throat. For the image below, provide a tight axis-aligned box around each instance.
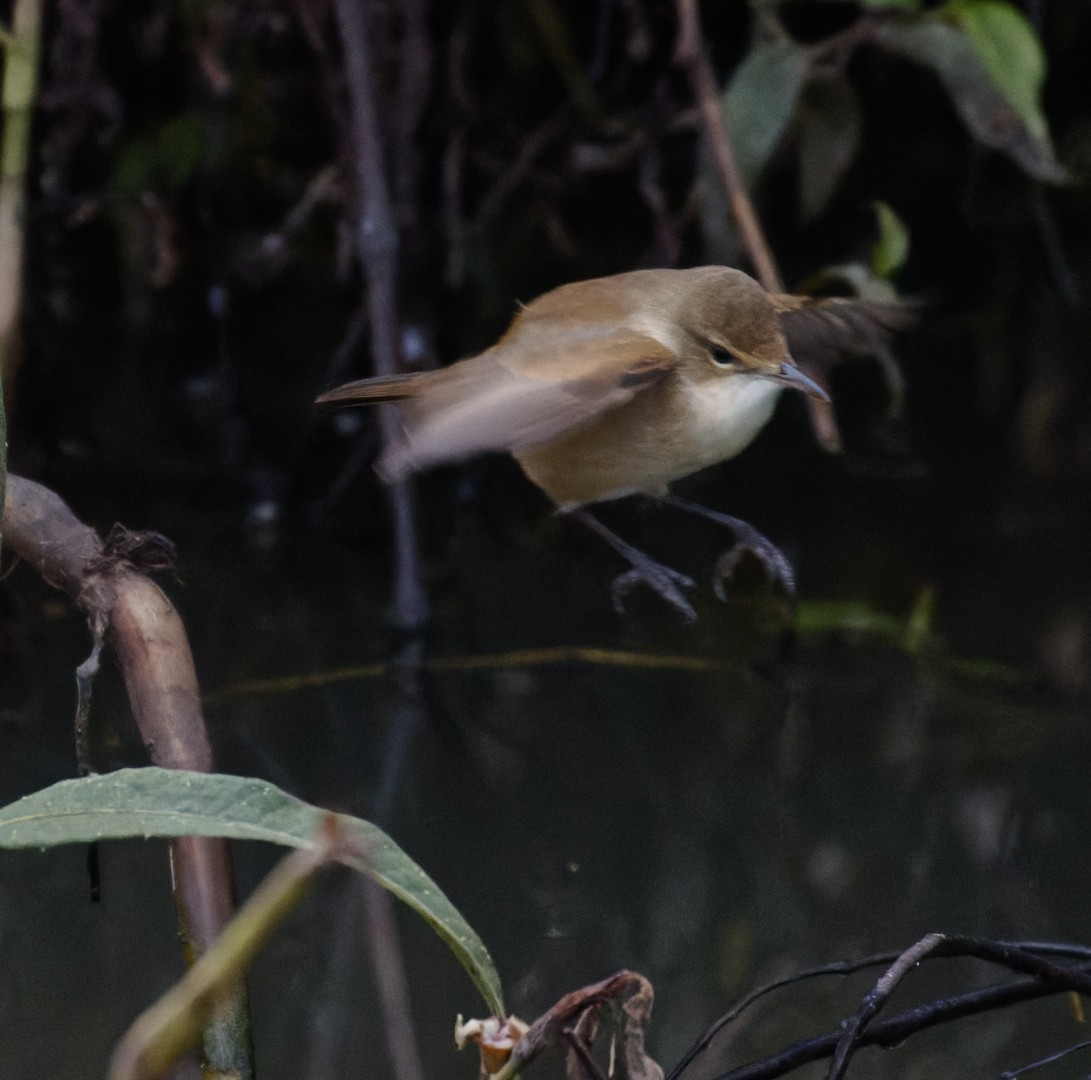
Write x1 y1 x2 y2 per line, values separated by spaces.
677 373 782 465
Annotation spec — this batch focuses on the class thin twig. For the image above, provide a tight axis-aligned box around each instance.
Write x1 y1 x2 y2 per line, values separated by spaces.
708 946 1091 1080
364 878 426 1080
334 0 430 630
710 979 1039 1080
329 10 430 1080
999 1040 1091 1079
828 936 1091 1080
74 632 104 775
826 933 945 1080
0 0 43 405
671 0 842 450
637 119 681 267
670 939 1091 1080
392 0 431 218
672 0 781 293
474 107 571 231
667 951 907 1080
205 646 725 703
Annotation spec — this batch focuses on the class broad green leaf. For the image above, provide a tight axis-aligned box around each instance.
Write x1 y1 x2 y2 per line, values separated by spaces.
724 39 812 189
877 14 1064 182
872 201 910 279
0 768 504 1016
795 73 862 221
944 0 1048 139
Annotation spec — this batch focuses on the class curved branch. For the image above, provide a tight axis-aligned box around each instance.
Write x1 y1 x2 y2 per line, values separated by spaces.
1 473 252 1078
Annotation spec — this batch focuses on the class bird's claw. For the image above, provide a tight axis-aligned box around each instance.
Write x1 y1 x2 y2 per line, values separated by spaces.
712 528 797 602
663 496 797 602
612 564 698 623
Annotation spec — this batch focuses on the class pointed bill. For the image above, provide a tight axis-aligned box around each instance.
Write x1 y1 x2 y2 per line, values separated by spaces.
774 362 830 403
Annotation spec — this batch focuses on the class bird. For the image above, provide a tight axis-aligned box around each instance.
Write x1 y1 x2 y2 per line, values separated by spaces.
317 265 910 621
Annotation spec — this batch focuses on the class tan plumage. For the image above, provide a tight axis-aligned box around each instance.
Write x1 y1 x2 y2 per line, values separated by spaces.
317 266 910 508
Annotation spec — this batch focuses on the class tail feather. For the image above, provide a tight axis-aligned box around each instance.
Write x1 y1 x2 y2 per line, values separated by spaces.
315 371 424 405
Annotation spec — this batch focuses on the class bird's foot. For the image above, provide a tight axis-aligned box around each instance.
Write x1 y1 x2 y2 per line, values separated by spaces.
663 496 797 600
712 521 796 601
611 559 698 624
568 508 699 622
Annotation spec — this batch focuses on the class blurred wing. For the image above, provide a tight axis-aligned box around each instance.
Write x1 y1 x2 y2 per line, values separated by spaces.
378 335 677 480
775 295 915 367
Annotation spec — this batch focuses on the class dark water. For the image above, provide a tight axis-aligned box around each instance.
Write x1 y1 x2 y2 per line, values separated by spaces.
1 416 1089 1080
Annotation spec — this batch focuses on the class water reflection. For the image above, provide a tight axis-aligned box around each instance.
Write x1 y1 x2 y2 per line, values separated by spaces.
1 471 1088 1079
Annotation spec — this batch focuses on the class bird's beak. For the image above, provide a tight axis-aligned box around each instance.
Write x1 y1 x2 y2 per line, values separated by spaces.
774 362 830 403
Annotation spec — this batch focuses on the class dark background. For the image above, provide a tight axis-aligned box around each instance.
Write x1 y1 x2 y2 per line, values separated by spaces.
2 2 1091 1078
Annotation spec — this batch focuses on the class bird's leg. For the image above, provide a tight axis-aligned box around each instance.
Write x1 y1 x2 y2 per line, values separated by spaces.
567 509 698 623
663 495 797 599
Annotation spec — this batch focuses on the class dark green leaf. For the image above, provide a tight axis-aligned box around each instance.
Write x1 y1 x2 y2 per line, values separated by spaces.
0 768 505 1016
724 40 812 189
795 73 862 221
877 14 1064 182
872 201 911 279
945 0 1048 140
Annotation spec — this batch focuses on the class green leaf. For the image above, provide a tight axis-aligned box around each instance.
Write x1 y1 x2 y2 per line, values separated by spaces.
795 600 908 641
724 39 812 189
877 13 1064 182
871 201 910 279
795 73 862 221
0 768 505 1016
797 591 935 654
944 0 1048 139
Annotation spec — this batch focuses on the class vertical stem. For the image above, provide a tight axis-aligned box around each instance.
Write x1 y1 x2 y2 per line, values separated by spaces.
330 9 429 1080
0 0 42 405
1 476 254 1078
364 877 425 1080
334 0 430 630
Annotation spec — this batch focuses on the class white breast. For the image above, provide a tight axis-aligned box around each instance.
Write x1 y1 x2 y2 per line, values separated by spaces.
675 374 782 471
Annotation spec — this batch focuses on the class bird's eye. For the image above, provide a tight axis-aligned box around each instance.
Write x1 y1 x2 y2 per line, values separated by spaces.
709 346 737 368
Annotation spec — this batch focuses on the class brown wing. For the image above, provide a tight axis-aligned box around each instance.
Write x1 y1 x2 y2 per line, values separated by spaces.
774 295 916 367
321 333 678 481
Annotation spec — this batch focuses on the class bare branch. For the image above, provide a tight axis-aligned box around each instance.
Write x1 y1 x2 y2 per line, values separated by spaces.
1 474 252 1077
